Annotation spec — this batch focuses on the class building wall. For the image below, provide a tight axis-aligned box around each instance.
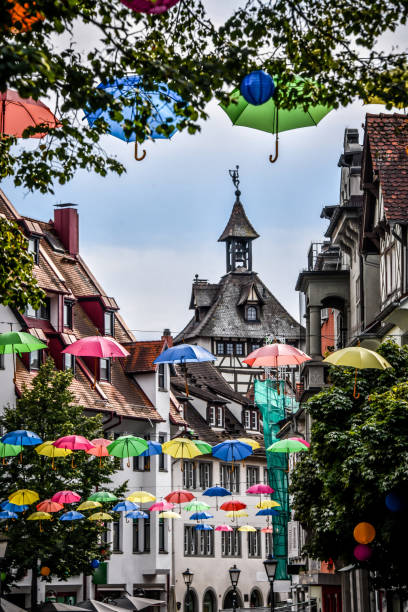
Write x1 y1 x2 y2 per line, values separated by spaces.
0 306 20 412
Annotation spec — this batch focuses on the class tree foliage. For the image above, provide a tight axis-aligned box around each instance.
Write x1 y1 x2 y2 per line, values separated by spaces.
0 359 126 601
290 341 408 592
0 0 407 192
0 216 45 311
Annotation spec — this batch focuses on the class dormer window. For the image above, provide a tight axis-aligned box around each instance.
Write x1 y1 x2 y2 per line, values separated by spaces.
208 406 216 426
208 405 224 428
243 409 259 431
28 237 40 265
246 306 258 321
25 298 50 320
104 311 114 336
64 353 75 374
100 358 110 382
158 363 166 391
216 406 224 427
63 301 73 328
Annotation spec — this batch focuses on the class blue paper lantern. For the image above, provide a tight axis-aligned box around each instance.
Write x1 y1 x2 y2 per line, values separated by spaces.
240 71 275 106
91 560 100 569
385 492 406 512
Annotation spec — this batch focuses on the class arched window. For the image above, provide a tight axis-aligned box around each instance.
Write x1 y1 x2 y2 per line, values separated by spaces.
223 589 243 610
203 589 217 612
246 306 257 321
184 588 198 612
250 589 263 608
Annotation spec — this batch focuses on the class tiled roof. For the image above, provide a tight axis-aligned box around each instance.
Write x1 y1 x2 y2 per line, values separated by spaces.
125 340 166 373
218 197 260 241
364 113 408 222
170 400 187 426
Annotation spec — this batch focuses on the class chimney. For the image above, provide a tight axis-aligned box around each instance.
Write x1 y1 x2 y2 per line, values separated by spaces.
54 207 79 256
162 328 173 347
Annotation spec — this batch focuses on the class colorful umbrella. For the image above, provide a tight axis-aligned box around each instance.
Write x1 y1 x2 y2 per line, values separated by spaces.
113 501 140 512
267 439 308 453
0 331 47 384
107 436 148 468
9 489 39 505
246 484 274 495
154 344 216 395
77 501 102 511
323 346 392 398
292 437 310 448
0 91 58 138
192 441 212 455
7 2 44 32
256 500 280 509
261 527 273 533
238 525 256 532
126 510 149 519
0 441 21 465
162 439 202 470
220 500 246 512
120 0 181 14
1 501 28 513
37 500 64 513
60 511 85 521
195 524 212 531
215 524 233 532
149 501 173 512
1 429 42 463
183 501 211 513
88 512 113 521
139 441 162 469
51 491 81 504
53 436 95 469
189 512 214 521
165 490 195 504
127 491 156 504
84 76 184 162
158 511 182 519
256 508 280 517
88 491 118 503
203 486 231 511
226 510 248 519
35 441 72 470
27 511 51 531
86 438 111 467
220 77 332 163
0 510 18 519
238 438 261 451
212 440 253 465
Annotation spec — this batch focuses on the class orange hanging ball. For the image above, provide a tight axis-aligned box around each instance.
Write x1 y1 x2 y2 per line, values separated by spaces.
353 522 376 544
7 1 44 32
40 566 50 576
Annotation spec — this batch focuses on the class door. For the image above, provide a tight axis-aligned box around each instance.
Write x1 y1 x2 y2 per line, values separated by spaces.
322 586 342 612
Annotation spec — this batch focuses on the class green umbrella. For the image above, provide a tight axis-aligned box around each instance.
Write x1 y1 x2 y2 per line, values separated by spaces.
193 440 212 455
0 331 47 382
183 500 211 512
107 435 148 467
88 491 118 502
267 439 308 453
220 76 333 162
0 441 21 465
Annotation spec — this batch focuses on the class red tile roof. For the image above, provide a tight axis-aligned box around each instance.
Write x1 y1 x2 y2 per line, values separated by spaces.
125 340 166 373
365 113 408 222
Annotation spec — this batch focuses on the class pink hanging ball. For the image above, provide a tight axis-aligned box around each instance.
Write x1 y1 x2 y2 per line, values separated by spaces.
354 544 372 562
120 0 181 14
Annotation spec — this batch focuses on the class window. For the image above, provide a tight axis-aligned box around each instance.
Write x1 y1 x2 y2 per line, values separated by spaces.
144 512 151 552
198 462 212 489
226 343 234 355
184 526 214 556
251 411 258 430
25 298 50 320
251 343 260 352
158 435 166 470
385 245 397 296
29 350 41 371
100 358 110 382
63 301 73 328
183 460 196 490
221 528 241 557
235 343 244 356
216 406 224 428
132 519 140 553
216 342 224 355
112 520 121 552
248 529 261 558
28 237 39 265
246 466 259 488
263 467 269 485
158 363 166 390
265 532 273 556
208 406 216 427
104 311 114 336
0 354 4 370
243 409 258 431
133 454 150 472
159 518 167 552
246 306 257 321
244 410 251 429
64 353 75 374
220 464 240 493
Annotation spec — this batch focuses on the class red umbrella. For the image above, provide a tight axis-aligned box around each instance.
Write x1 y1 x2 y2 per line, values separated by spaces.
243 344 311 394
86 438 111 467
51 490 81 504
165 490 195 504
53 435 95 469
220 500 246 512
120 0 181 14
0 90 59 138
37 499 64 513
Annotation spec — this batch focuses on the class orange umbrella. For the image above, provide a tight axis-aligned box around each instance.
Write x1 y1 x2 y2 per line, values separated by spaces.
86 438 111 467
0 90 59 138
36 499 64 513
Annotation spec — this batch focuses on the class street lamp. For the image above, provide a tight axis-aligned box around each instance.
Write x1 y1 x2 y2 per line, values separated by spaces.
182 569 194 612
228 565 241 612
263 554 278 612
0 534 8 598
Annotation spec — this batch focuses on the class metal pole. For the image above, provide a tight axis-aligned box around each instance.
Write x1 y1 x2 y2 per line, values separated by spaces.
233 586 237 612
187 585 190 612
270 580 274 612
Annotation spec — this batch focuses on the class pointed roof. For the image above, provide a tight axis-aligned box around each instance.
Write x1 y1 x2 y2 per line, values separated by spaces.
218 193 260 242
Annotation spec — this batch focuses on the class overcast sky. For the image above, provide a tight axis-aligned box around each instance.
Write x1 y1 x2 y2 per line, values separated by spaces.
3 2 407 340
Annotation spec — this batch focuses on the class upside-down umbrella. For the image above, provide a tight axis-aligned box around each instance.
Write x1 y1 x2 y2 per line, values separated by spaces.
37 500 64 513
126 510 149 519
154 343 216 396
203 486 231 511
158 511 182 519
149 501 173 512
0 91 59 139
323 346 392 398
183 500 210 513
212 440 253 469
9 489 39 505
60 511 85 521
1 501 28 513
36 441 73 470
215 524 233 532
51 491 81 504
238 525 256 532
220 500 246 512
256 500 280 509
113 501 139 512
267 439 309 453
77 501 102 511
53 435 95 469
107 436 148 468
88 512 113 521
238 438 261 451
27 511 51 532
139 440 162 470
193 441 212 455
0 441 21 465
162 438 202 471
220 77 332 163
88 491 118 503
195 524 212 531
119 0 181 14
87 438 111 467
189 512 214 521
127 491 156 504
84 76 184 162
1 429 42 463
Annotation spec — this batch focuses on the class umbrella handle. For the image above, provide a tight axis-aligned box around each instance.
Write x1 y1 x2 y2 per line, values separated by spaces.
135 141 147 162
71 456 76 469
353 368 360 399
269 134 279 164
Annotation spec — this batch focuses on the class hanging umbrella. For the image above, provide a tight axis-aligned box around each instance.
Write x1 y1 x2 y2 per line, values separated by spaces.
125 510 149 519
37 500 64 513
27 511 51 532
139 440 162 470
165 490 195 504
35 441 72 470
60 511 85 521
127 491 156 504
238 438 261 451
84 76 184 162
1 501 28 512
203 485 231 511
192 440 212 455
107 436 148 468
0 91 59 138
220 500 246 512
86 438 111 468
88 491 118 503
158 511 182 519
238 525 257 532
220 77 332 163
246 484 274 495
0 441 21 465
226 510 248 519
267 439 308 453
212 440 253 468
1 429 42 463
51 491 81 504
162 438 202 471
0 510 18 519
120 0 181 14
88 512 113 521
53 435 95 469
0 330 47 386
149 501 173 512
215 524 233 532
154 344 215 396
183 500 211 513
189 512 214 521
256 500 280 509
9 489 39 505
77 501 102 511
113 501 140 512
195 524 212 531
62 336 129 388
261 527 273 533
292 437 310 448
323 346 392 398
256 508 280 517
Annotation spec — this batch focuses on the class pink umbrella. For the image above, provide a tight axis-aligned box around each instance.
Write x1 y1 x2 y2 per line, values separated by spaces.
53 435 95 469
243 344 311 394
292 437 310 448
215 525 233 532
261 527 273 533
86 438 111 467
149 500 174 512
120 0 181 14
62 336 130 388
51 490 81 504
246 484 274 495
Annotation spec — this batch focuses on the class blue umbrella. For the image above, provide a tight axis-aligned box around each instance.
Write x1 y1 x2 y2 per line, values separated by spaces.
190 512 214 521
0 510 18 519
60 511 85 521
195 524 213 531
212 440 253 463
112 501 139 512
154 344 216 396
203 485 232 510
84 75 184 161
256 508 280 517
1 430 42 446
140 441 162 456
126 510 149 519
1 501 28 513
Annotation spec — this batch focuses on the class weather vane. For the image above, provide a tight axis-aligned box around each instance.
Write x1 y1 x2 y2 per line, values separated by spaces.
228 165 241 195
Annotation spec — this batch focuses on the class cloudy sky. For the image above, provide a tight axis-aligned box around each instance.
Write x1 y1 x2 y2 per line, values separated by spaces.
3 2 407 340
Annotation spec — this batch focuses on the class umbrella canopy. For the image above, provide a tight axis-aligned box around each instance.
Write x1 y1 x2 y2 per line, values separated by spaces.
9 489 39 505
77 501 102 511
215 524 233 532
220 500 246 511
154 344 215 364
88 491 118 503
195 524 212 531
39 603 90 612
226 510 248 518
60 511 85 521
0 510 18 519
212 440 253 462
53 435 95 451
256 500 280 509
261 527 273 533
113 596 166 611
87 438 111 458
88 512 113 521
125 510 149 519
149 501 173 512
183 500 211 512
113 501 140 512
0 598 28 612
243 343 311 368
1 429 42 447
0 332 46 354
256 508 280 517
1 501 28 512
62 336 129 358
238 525 257 532
140 440 162 457
246 484 274 495
238 438 261 451
127 491 156 503
36 440 73 469
107 436 148 467
192 440 212 455
190 512 214 520
165 490 195 504
158 511 182 519
292 437 310 448
51 490 81 504
267 439 309 453
0 441 21 464
120 0 180 14
37 499 64 513
27 511 52 529
0 90 59 138
203 486 231 497
162 438 202 460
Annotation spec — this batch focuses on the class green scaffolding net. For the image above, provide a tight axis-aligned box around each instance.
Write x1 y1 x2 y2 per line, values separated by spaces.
255 379 299 580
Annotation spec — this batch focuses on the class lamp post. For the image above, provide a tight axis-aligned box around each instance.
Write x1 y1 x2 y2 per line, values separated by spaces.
0 534 8 598
182 569 194 612
263 554 278 612
229 564 241 612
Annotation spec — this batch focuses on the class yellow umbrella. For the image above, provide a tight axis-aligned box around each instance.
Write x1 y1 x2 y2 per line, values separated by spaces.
126 491 156 504
158 511 182 519
323 346 392 398
162 438 202 471
238 438 261 450
9 489 39 505
256 500 280 509
88 512 113 521
226 510 248 518
35 441 72 470
238 524 257 532
77 500 102 511
27 511 52 532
